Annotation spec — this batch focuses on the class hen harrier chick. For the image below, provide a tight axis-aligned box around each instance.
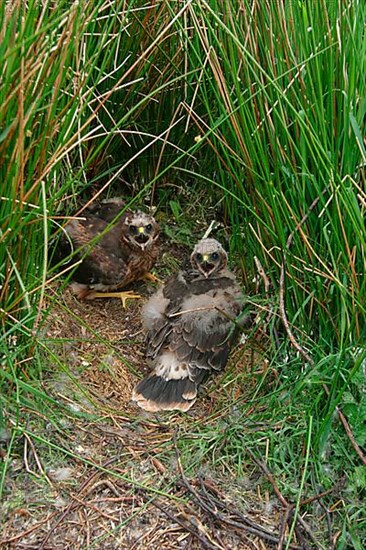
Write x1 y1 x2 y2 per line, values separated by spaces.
56 199 159 307
132 238 244 412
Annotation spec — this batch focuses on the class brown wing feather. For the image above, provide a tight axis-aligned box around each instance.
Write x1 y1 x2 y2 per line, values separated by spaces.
64 218 128 286
145 275 242 375
171 309 234 373
86 199 127 223
66 217 124 250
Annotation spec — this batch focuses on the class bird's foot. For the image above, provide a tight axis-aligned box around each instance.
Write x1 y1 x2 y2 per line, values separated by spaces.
88 290 141 308
141 271 162 284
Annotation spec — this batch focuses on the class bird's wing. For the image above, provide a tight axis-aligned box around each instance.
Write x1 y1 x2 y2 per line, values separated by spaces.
65 217 128 285
170 303 234 373
86 199 128 223
68 216 124 251
146 274 243 374
141 272 186 364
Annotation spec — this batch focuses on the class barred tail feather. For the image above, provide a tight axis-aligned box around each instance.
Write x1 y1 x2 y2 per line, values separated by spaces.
132 375 197 412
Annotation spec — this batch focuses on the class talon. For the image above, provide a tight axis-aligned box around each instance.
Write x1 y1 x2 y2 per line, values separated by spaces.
142 272 162 284
119 291 141 308
88 290 141 308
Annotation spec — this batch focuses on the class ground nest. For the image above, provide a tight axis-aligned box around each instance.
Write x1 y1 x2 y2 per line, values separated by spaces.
1 248 304 549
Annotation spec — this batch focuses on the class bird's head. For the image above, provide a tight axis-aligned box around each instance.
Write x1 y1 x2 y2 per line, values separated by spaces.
123 212 159 250
190 238 227 278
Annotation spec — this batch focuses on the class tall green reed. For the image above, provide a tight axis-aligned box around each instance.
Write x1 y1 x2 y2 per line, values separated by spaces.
179 0 365 357
0 1 193 341
1 0 364 423
0 1 365 542
0 0 204 430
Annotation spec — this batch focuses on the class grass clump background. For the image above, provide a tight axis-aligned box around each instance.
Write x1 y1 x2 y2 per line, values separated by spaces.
1 1 365 548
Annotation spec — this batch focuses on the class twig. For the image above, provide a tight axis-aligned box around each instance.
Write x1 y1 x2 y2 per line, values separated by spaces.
279 261 313 364
70 493 119 521
245 447 290 508
168 305 216 318
186 482 287 546
299 484 342 507
245 447 326 549
279 190 327 363
198 480 299 548
277 506 291 550
294 512 322 548
39 456 120 549
317 500 334 549
147 497 221 550
0 512 58 544
173 434 300 548
254 255 270 293
326 388 366 466
23 432 54 489
202 220 219 239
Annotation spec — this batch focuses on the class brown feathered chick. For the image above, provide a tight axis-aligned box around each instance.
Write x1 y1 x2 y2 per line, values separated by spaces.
56 199 159 307
132 238 244 412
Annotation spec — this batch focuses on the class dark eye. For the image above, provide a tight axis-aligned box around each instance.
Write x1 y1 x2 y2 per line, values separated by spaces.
196 253 203 261
211 252 219 261
129 225 137 234
146 223 153 232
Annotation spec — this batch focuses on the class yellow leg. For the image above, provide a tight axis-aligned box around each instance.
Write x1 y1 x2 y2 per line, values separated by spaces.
88 290 141 308
141 271 162 284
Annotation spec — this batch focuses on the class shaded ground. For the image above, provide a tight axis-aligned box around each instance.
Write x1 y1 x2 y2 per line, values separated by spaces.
1 245 313 549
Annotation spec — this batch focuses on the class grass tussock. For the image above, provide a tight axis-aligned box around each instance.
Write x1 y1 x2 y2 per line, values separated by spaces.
1 1 365 548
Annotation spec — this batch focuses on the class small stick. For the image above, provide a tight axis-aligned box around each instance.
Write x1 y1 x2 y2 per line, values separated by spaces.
148 498 221 550
277 506 291 550
0 512 58 545
295 513 322 548
254 255 270 293
39 456 120 549
168 305 216 318
198 479 297 547
202 220 219 239
245 447 290 508
70 493 119 521
173 435 299 548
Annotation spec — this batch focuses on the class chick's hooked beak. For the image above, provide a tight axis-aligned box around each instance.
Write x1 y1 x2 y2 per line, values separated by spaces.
200 254 215 278
135 226 150 248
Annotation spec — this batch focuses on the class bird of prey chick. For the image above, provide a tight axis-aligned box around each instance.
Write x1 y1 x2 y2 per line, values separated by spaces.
55 199 159 307
132 238 244 412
